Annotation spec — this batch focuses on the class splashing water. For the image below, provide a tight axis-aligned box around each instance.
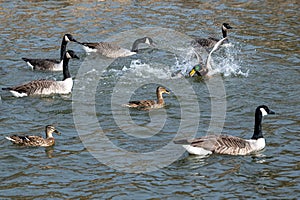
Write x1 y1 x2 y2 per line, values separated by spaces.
105 42 248 80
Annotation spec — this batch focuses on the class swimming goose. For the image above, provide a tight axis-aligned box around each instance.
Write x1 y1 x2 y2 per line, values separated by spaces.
124 86 170 110
6 125 60 147
22 34 78 71
2 50 79 97
174 105 275 156
77 37 155 58
192 23 233 48
189 37 227 77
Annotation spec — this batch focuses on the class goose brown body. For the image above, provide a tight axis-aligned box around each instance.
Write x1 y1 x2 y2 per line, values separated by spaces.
77 37 155 58
192 23 233 48
174 105 275 156
22 34 78 71
2 50 79 97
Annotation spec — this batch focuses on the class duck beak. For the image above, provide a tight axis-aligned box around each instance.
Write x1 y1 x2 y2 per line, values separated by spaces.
189 68 196 77
54 129 61 135
166 90 170 94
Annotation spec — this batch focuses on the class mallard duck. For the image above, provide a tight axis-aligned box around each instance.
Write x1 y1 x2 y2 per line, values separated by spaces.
77 37 155 58
174 105 275 156
22 34 78 71
189 37 227 77
5 125 61 147
124 86 170 110
192 23 233 48
2 50 79 97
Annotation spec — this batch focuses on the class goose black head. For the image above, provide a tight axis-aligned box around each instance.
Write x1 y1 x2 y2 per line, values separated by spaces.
64 34 78 42
257 105 275 116
222 23 233 30
65 50 80 59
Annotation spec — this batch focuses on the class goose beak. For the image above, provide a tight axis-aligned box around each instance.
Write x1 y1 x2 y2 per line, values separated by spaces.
269 110 275 115
228 25 233 29
74 54 80 59
189 68 196 77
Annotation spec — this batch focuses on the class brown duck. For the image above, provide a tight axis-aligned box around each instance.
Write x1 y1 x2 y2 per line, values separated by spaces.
5 125 61 147
125 86 170 110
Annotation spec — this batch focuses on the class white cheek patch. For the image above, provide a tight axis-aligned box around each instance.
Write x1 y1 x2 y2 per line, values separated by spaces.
260 108 268 116
66 52 71 59
145 38 150 45
65 35 70 42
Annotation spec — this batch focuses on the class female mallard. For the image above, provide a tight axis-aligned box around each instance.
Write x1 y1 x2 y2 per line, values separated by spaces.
174 105 275 156
2 50 79 97
6 125 61 147
189 37 227 77
192 23 233 48
125 86 170 110
22 34 78 71
77 37 155 58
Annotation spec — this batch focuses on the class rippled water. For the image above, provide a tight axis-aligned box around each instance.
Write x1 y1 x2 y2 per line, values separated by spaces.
0 1 299 199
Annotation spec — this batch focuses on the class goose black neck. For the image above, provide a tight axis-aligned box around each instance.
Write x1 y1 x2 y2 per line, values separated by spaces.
60 38 68 61
62 56 71 80
251 110 264 139
131 38 144 52
222 28 227 38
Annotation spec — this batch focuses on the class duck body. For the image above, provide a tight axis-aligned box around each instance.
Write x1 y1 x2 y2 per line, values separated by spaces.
22 34 77 71
77 37 155 58
174 105 275 156
6 125 60 147
192 23 233 48
125 86 170 110
3 50 79 97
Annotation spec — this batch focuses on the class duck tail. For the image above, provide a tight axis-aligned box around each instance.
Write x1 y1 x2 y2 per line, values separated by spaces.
173 139 190 144
5 136 15 142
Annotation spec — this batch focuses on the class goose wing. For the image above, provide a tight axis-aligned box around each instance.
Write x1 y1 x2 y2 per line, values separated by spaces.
3 79 56 96
186 135 251 155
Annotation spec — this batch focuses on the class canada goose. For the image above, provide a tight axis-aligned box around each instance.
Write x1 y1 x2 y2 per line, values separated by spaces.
192 23 233 48
77 37 155 58
189 37 227 77
2 50 79 97
22 34 78 71
124 86 170 110
174 105 275 156
5 125 60 147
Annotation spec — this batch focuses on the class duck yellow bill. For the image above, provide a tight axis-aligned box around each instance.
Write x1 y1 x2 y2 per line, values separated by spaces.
189 69 196 77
